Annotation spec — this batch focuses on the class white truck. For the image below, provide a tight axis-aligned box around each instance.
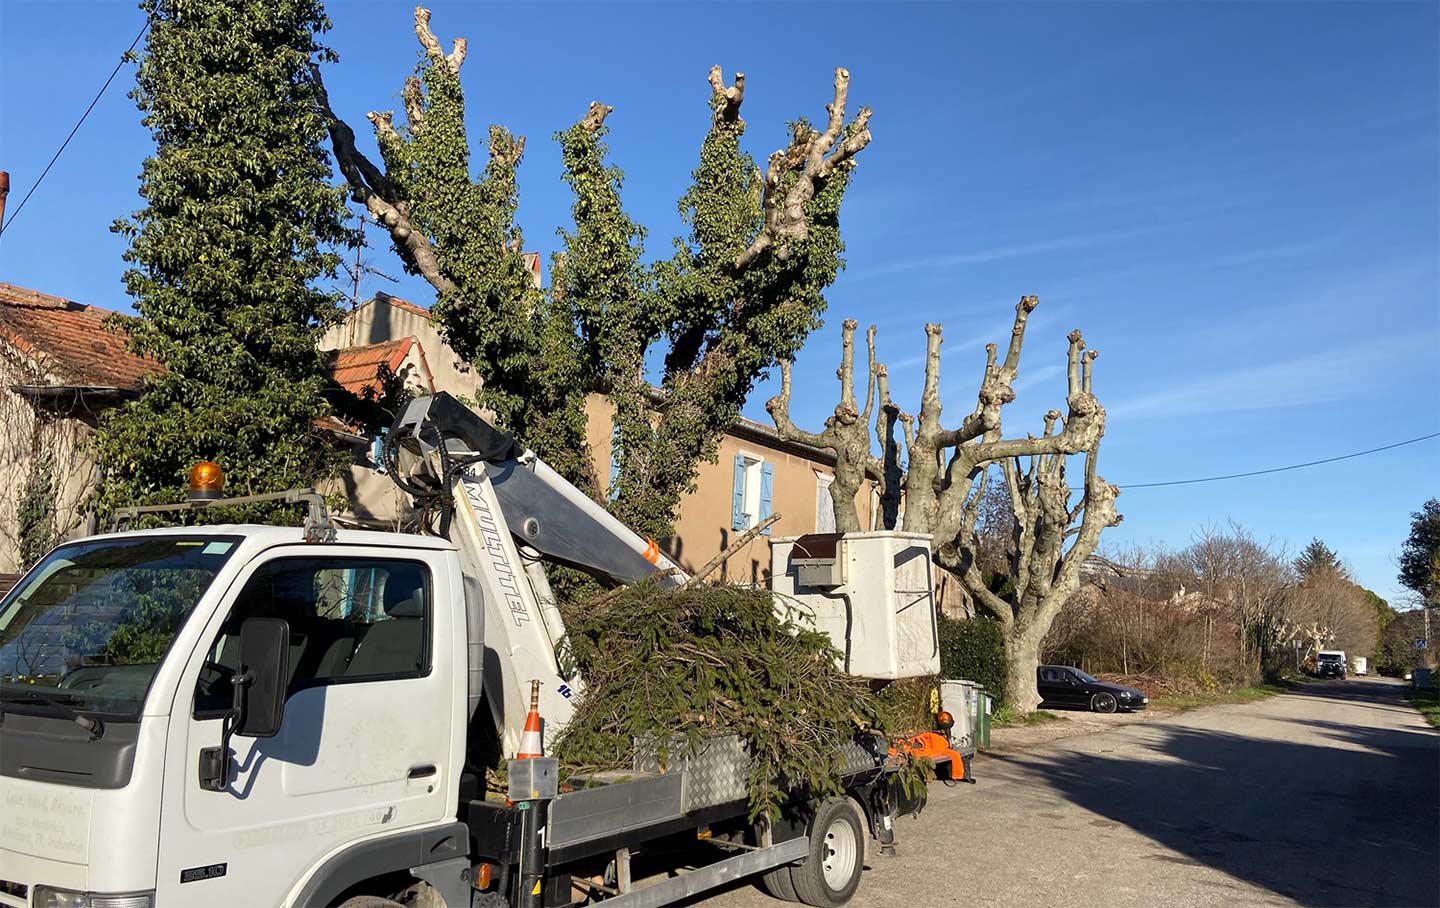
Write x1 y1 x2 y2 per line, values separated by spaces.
0 393 950 908
1316 649 1347 679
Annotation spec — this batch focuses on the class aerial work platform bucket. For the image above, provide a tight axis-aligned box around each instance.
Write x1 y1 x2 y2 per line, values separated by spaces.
770 531 941 680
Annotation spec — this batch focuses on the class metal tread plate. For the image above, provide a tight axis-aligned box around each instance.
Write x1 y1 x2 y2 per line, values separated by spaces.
633 734 885 812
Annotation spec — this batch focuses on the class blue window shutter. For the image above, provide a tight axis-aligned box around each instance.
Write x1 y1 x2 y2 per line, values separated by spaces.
759 463 774 534
732 454 747 530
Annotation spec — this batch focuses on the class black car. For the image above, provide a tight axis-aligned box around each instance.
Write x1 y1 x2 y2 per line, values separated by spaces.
1037 665 1149 713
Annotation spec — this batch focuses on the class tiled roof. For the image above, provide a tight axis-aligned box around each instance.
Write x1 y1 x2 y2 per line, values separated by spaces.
0 282 158 389
324 337 431 399
372 290 432 319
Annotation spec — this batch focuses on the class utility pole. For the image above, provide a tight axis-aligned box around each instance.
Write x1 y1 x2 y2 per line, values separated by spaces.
0 171 10 233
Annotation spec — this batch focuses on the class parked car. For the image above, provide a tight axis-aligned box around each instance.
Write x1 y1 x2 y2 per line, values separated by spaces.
1037 665 1149 713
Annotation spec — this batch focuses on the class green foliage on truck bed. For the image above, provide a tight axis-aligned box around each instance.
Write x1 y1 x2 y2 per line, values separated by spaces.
554 580 931 821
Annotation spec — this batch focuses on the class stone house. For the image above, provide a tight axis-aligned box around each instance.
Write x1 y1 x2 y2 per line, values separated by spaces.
0 282 157 573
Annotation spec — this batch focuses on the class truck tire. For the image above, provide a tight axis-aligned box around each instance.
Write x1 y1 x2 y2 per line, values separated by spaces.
789 798 865 907
760 860 800 902
336 898 405 908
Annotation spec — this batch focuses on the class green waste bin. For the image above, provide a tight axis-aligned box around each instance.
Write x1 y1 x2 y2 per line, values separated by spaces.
976 689 993 749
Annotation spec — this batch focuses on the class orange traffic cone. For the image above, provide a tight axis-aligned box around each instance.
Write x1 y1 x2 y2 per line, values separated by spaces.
515 679 544 759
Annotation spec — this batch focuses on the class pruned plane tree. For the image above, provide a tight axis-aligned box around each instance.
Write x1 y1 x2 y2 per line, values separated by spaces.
769 298 1123 712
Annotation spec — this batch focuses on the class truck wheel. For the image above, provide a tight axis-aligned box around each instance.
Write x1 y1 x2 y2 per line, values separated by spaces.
790 798 865 907
1091 692 1117 714
760 862 799 902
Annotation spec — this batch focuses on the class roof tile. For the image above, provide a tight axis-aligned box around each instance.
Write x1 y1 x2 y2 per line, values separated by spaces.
324 337 418 398
0 282 159 389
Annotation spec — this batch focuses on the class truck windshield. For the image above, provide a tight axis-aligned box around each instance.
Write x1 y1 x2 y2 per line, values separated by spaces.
0 535 238 718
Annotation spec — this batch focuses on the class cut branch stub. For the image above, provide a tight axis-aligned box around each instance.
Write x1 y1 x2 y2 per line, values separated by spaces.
489 125 526 169
415 6 465 74
581 101 614 133
707 66 745 128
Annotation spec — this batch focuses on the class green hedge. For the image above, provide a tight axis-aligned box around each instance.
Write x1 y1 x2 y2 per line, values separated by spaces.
938 615 1009 704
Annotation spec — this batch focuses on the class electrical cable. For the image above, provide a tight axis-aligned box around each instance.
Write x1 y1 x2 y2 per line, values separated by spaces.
0 20 149 240
1113 431 1440 490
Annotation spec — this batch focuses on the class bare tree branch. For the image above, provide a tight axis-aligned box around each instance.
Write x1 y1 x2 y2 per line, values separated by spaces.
414 6 465 74
734 67 872 270
310 62 456 295
936 295 1037 447
768 319 878 534
766 361 828 448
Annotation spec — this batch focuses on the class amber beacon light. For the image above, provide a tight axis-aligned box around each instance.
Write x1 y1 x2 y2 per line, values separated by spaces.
187 460 225 501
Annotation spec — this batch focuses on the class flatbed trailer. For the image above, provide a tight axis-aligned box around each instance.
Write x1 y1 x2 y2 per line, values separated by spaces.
453 734 936 908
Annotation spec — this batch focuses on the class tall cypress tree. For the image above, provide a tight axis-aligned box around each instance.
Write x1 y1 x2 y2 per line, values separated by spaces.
93 0 351 521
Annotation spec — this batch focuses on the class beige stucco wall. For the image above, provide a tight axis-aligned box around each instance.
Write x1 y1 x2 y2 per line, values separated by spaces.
0 359 101 573
583 394 878 587
320 296 481 402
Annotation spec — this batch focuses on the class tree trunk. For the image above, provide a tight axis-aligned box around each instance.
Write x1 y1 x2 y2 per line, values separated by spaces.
1004 629 1045 714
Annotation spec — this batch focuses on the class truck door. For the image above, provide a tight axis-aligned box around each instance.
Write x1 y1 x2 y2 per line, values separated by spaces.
155 546 462 907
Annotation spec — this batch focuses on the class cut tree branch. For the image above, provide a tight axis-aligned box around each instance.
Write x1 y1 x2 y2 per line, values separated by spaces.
707 66 745 127
415 6 466 74
581 100 614 133
734 67 872 271
310 62 456 295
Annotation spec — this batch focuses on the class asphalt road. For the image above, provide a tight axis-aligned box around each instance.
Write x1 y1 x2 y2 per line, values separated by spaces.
701 676 1440 908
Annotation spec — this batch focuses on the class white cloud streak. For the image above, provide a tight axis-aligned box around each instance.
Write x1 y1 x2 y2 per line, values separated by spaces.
1107 333 1435 422
853 226 1161 280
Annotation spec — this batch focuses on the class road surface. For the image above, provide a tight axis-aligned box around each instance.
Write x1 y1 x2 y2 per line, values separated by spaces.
701 677 1439 907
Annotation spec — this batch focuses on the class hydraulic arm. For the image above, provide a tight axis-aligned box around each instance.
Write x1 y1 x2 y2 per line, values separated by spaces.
384 392 684 753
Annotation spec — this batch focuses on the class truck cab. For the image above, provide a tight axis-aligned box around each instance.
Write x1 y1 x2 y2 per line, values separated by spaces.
1 525 471 908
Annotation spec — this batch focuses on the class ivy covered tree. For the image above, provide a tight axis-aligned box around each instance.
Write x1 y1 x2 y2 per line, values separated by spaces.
313 7 872 537
92 0 352 520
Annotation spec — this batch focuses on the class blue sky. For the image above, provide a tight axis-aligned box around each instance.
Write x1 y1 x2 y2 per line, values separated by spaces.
1 1 1436 603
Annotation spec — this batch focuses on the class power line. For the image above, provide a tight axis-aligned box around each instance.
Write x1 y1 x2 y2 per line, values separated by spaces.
1114 431 1440 490
0 20 149 240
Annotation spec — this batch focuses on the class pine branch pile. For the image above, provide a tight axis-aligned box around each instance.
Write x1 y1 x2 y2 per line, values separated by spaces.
554 580 921 821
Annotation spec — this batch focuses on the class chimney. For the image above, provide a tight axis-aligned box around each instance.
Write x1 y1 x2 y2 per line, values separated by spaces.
0 171 9 233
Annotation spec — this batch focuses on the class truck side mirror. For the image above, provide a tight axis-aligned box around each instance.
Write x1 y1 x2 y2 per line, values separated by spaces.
199 617 289 792
236 617 289 738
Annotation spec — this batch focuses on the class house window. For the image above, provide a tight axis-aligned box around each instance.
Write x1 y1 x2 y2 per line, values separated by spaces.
731 452 773 533
815 472 836 533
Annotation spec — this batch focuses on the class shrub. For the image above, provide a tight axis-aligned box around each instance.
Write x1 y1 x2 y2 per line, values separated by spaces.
938 615 1009 704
